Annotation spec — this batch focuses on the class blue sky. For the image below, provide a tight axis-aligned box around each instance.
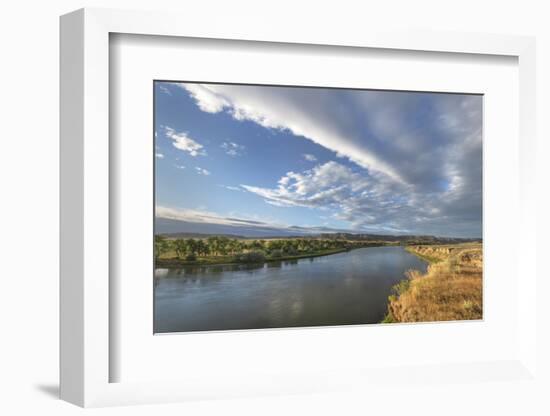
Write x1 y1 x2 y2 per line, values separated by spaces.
154 82 482 238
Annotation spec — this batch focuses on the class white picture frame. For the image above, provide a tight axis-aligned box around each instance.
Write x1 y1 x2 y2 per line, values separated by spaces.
60 7 538 408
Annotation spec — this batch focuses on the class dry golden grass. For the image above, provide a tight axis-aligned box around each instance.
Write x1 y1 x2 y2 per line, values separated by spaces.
386 243 483 323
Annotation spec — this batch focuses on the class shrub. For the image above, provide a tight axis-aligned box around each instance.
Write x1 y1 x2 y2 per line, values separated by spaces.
284 247 298 255
270 249 283 258
381 313 395 324
392 279 411 295
463 300 474 310
234 251 266 263
185 254 197 261
405 268 422 280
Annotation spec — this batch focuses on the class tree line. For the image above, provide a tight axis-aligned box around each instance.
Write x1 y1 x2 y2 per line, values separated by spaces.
154 235 368 262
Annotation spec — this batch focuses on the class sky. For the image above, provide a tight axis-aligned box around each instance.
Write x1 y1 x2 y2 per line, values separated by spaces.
154 81 482 238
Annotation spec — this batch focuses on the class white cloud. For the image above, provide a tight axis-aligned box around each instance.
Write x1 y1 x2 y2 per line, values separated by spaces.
155 153 164 159
177 83 482 237
195 167 211 176
221 141 245 156
303 153 317 162
179 83 405 182
240 159 480 237
220 185 242 192
157 206 236 225
174 164 185 169
179 84 228 113
241 161 368 209
164 126 206 157
157 206 281 229
156 205 347 235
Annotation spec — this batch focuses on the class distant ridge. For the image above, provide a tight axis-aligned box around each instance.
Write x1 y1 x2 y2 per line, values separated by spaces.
157 225 480 244
158 231 248 239
155 217 481 242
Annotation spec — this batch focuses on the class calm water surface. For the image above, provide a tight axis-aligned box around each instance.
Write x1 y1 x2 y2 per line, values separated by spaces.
154 246 427 333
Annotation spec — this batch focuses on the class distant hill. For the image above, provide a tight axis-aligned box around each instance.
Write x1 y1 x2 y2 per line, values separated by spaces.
316 233 480 244
155 217 480 243
155 217 315 238
158 231 248 240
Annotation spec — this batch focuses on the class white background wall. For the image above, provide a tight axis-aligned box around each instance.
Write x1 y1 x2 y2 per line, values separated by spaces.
0 0 548 414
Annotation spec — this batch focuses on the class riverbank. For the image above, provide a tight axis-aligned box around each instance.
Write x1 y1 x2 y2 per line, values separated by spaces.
156 247 351 268
155 245 427 332
383 243 483 323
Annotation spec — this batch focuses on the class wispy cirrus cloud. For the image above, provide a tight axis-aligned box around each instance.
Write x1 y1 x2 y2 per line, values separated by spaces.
220 185 242 192
176 83 406 182
157 206 272 227
156 205 350 237
177 83 481 188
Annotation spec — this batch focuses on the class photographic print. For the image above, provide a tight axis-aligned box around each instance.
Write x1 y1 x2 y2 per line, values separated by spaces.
154 81 482 333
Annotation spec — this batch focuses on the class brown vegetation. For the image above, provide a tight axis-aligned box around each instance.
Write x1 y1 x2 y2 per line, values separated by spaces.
385 243 483 323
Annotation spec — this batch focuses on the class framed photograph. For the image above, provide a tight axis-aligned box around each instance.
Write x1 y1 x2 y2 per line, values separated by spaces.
152 81 483 333
60 8 538 408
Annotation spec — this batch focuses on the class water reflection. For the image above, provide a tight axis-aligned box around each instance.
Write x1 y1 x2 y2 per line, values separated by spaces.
154 246 428 333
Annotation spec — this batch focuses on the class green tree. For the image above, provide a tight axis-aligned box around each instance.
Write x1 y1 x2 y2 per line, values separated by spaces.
250 240 263 251
173 239 187 259
267 240 282 252
217 237 230 255
207 236 219 256
154 235 170 260
196 239 209 257
228 239 243 255
186 239 198 256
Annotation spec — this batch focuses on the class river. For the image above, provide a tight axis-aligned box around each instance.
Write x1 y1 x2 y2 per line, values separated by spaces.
154 246 428 333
